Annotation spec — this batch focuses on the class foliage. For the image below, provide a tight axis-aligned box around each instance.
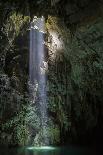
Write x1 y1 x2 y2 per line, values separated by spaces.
0 1 103 146
46 15 103 142
3 12 30 48
47 124 60 144
33 121 60 146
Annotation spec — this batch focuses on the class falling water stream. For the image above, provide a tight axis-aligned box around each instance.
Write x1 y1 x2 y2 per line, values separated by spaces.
29 16 48 145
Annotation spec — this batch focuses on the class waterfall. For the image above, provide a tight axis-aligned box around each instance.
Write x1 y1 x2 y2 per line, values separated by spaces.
29 16 48 145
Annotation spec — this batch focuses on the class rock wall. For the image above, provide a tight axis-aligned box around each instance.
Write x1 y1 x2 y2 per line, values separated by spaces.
0 0 103 146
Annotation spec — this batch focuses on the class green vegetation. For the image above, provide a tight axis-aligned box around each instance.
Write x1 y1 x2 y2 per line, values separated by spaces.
0 0 103 146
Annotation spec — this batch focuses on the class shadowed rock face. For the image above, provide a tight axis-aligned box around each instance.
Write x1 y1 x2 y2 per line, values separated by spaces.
0 0 102 24
38 0 102 22
54 0 102 26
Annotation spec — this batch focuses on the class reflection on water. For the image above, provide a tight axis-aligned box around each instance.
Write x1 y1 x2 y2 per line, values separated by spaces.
0 146 98 155
19 146 59 155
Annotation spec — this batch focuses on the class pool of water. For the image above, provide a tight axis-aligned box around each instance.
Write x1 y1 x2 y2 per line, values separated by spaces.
0 146 100 155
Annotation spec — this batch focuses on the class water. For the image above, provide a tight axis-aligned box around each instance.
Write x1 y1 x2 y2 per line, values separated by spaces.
29 16 48 145
0 146 99 155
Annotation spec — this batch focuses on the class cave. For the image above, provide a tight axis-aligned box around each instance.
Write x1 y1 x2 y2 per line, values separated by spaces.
0 0 103 154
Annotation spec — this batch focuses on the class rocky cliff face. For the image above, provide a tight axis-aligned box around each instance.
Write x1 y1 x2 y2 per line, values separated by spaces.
0 0 103 146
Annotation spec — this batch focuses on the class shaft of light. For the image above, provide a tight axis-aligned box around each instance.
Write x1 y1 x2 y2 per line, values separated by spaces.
29 16 48 145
